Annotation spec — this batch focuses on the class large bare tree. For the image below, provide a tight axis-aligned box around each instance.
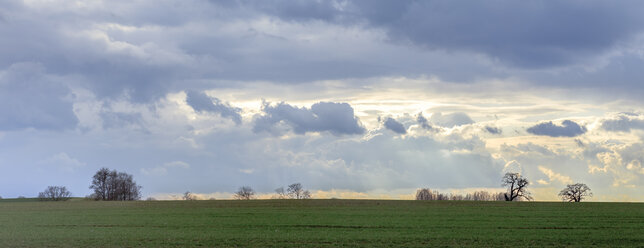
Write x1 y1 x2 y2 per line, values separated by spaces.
502 172 532 201
38 186 71 201
89 168 141 201
287 183 311 199
234 186 256 200
558 183 592 202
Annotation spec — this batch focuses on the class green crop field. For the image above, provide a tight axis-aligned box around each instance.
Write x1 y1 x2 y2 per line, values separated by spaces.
0 199 642 247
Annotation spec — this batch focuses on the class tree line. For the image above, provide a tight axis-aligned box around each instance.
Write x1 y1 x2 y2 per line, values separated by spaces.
24 170 591 202
34 168 141 201
230 183 312 200
415 172 593 202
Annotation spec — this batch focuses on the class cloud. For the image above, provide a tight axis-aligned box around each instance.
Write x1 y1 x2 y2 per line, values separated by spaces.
100 112 147 131
502 160 523 175
141 160 190 176
382 117 406 134
626 160 644 175
416 113 433 130
0 63 78 131
164 161 190 169
485 126 502 134
527 120 586 137
253 101 365 135
538 166 573 185
42 152 85 172
185 90 242 125
429 112 474 128
601 113 644 132
252 0 644 68
3 0 644 106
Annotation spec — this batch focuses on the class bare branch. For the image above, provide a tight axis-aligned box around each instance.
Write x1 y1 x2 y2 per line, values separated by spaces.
558 183 592 202
234 186 255 200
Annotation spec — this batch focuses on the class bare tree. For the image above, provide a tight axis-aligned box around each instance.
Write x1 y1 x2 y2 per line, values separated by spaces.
183 191 197 200
558 183 592 202
502 172 532 201
38 186 72 201
287 183 311 199
89 168 141 201
416 188 433 200
234 186 255 200
273 187 288 199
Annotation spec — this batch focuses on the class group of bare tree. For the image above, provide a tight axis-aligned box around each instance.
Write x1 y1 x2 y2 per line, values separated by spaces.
274 183 311 199
416 172 593 202
416 188 505 201
231 183 312 200
38 186 72 201
89 168 141 201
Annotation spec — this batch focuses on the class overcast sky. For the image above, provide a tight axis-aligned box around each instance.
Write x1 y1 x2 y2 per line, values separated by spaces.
1 0 644 201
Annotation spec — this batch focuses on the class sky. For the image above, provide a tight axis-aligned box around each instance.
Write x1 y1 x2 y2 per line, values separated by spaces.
1 0 644 201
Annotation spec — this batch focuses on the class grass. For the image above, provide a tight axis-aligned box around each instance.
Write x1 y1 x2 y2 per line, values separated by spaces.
0 199 642 247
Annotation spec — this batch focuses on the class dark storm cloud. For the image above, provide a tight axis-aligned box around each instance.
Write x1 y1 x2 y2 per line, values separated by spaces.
0 63 78 131
253 101 365 135
2 0 644 107
185 90 242 125
249 0 644 68
601 113 644 132
382 117 406 134
527 120 587 137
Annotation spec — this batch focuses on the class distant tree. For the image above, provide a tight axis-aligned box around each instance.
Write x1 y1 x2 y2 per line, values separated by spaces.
146 197 157 201
234 186 255 200
18 196 25 199
418 189 506 201
493 192 506 201
183 191 197 200
287 183 311 199
450 194 464 201
558 183 592 202
416 188 433 200
436 192 449 200
38 186 72 201
89 168 141 201
273 187 288 199
502 173 532 201
415 188 449 200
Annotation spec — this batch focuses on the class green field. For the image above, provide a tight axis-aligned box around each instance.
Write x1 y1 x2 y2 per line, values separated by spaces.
0 199 642 247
